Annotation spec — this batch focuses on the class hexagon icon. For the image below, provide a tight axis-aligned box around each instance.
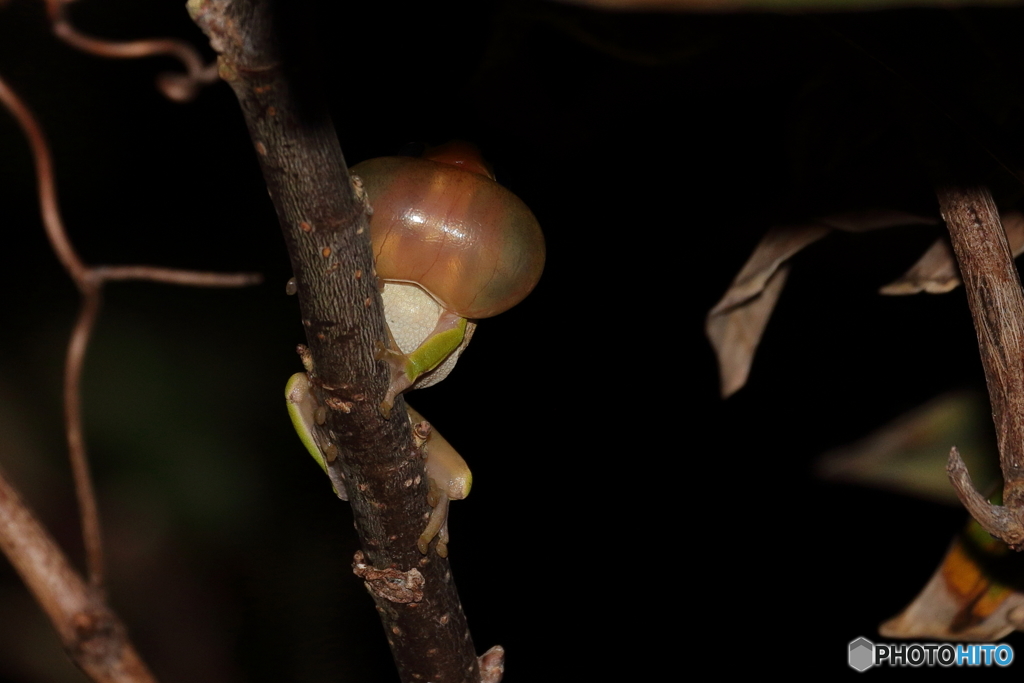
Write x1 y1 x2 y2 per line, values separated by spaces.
849 637 874 672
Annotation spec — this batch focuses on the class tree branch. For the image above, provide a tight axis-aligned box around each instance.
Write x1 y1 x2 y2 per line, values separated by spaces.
0 66 261 594
941 185 1024 548
0 466 156 683
0 34 258 679
188 1 486 680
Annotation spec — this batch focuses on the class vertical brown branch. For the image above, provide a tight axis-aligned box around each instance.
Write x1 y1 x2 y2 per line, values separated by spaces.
65 283 106 588
188 1 486 681
941 185 1024 548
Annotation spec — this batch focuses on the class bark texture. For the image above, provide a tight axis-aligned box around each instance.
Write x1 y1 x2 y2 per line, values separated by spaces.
188 1 481 680
941 185 1024 548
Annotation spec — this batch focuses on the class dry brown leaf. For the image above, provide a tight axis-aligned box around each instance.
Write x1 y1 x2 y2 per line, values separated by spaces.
708 210 937 398
707 224 828 398
707 264 791 398
818 209 937 233
882 210 1024 295
880 238 960 294
880 536 1024 641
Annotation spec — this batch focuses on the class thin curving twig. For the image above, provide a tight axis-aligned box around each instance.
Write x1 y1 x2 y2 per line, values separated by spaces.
65 283 105 586
0 69 85 280
0 68 260 598
47 0 219 102
95 265 261 287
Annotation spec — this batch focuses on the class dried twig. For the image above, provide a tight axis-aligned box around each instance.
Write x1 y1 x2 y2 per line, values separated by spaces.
940 185 1024 548
188 1 491 681
46 0 218 102
0 46 258 679
0 70 260 588
0 467 156 683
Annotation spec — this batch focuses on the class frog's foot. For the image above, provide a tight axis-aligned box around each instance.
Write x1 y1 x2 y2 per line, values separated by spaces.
436 515 450 558
375 341 416 417
323 444 349 501
416 491 450 555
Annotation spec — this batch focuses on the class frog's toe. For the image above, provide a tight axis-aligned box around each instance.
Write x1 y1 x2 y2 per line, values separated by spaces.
416 492 450 555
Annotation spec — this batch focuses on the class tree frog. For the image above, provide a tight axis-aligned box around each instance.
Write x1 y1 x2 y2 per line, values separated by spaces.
285 372 471 556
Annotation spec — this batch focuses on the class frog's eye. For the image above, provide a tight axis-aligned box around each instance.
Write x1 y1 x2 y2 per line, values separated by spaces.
350 143 545 320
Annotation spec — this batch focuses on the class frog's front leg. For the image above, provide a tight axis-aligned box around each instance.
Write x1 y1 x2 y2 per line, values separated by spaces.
408 406 471 557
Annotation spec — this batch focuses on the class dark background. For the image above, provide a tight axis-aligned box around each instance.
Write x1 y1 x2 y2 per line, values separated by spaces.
2 0 1024 679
